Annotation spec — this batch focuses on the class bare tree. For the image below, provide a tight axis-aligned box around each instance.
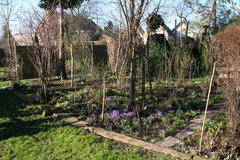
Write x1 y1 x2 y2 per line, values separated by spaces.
117 0 153 111
19 7 59 103
0 0 19 82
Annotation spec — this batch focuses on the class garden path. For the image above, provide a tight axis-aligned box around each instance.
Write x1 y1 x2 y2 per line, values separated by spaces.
155 103 225 148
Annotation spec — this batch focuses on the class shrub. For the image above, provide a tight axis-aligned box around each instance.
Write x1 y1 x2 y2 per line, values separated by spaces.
215 24 240 134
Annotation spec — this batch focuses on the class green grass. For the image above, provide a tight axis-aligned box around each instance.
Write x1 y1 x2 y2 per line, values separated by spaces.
0 118 178 160
0 81 11 88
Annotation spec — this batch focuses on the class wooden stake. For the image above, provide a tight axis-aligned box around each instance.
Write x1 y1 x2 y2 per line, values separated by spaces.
199 62 216 153
101 76 106 121
70 44 74 87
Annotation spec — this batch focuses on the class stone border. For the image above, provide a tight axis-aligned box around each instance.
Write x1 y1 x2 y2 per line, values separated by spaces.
57 114 207 160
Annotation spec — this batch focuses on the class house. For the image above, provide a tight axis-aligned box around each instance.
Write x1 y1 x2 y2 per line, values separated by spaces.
12 33 37 79
12 33 34 46
139 19 197 46
171 20 196 40
67 14 102 41
8 13 104 78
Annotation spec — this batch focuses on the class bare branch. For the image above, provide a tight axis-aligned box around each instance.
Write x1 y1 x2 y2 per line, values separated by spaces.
229 0 240 13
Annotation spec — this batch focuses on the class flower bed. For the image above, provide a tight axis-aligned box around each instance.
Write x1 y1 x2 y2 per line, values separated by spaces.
102 108 199 142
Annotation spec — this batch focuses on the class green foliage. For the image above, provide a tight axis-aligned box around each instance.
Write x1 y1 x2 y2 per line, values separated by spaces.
39 0 85 9
209 94 223 104
148 34 202 79
0 67 8 81
147 13 164 31
204 115 229 133
148 34 170 79
0 81 10 88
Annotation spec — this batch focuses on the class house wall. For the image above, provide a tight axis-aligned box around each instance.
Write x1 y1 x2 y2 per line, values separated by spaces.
16 46 37 79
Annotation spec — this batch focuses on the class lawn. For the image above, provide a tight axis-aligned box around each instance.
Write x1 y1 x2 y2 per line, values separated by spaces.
0 118 177 160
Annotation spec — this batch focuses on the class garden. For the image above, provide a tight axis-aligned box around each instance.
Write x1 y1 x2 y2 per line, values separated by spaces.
1 0 240 159
1 71 234 159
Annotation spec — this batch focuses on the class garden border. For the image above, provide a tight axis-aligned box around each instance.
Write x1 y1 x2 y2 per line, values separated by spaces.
56 114 208 160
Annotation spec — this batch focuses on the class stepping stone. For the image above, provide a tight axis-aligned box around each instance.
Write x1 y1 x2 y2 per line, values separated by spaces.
186 123 202 131
63 117 79 124
175 130 194 139
155 136 180 148
72 121 88 127
193 156 208 160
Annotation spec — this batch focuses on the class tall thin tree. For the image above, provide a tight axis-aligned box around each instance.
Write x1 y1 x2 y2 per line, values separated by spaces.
117 0 151 111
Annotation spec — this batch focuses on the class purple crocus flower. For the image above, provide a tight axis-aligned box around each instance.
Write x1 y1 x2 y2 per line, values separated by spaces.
35 96 42 100
106 96 114 99
120 113 128 117
167 110 175 113
132 117 139 121
147 114 155 120
120 112 136 117
111 110 120 116
156 110 163 116
158 129 165 134
110 110 121 120
188 146 197 152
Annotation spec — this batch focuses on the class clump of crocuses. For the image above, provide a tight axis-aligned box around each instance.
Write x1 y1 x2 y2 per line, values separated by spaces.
110 110 137 121
110 110 120 120
188 146 197 153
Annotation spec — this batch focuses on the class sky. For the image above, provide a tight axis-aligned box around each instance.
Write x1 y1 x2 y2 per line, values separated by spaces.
0 0 238 35
0 0 182 35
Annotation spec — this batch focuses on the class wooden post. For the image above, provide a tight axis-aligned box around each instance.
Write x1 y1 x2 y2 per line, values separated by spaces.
70 44 74 87
199 62 216 152
101 76 106 121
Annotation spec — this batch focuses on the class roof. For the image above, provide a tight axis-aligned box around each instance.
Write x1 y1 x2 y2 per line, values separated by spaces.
13 33 34 46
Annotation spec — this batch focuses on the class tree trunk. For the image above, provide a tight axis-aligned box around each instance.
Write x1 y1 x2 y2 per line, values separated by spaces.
39 66 48 104
128 30 136 111
7 25 19 82
185 21 189 39
13 40 19 82
146 30 152 93
59 4 67 80
141 46 146 111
